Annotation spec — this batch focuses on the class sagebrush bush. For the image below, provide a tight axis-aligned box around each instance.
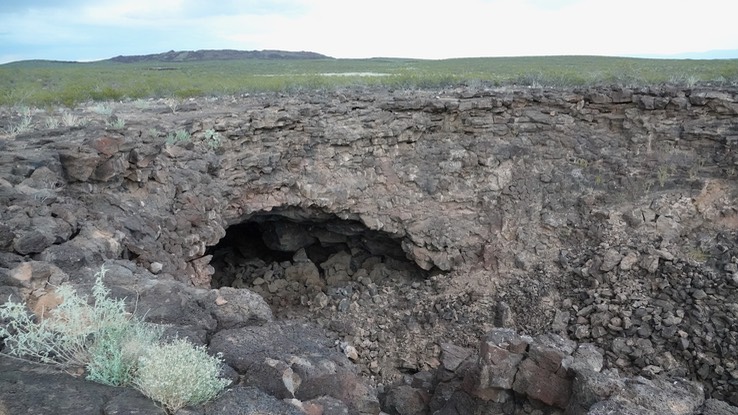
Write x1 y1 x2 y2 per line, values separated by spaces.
0 268 133 369
60 111 81 127
166 129 191 144
0 266 229 410
86 319 163 386
134 338 230 412
203 128 222 149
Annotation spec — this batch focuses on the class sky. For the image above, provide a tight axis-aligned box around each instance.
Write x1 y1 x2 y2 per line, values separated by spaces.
1 0 737 64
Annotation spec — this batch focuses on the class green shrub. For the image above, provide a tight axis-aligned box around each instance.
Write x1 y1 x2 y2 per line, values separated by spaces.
106 117 126 130
0 266 230 410
86 319 163 386
0 268 132 368
60 111 81 127
44 116 60 129
91 103 114 117
166 129 191 144
174 88 205 99
134 338 230 412
90 86 124 101
8 115 33 135
203 129 222 149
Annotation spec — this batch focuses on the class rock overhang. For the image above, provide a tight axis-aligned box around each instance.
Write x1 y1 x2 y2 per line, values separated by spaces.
207 207 432 307
1 85 738 406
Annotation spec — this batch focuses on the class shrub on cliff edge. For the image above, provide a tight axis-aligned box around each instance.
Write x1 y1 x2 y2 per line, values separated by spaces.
0 266 230 411
0 267 140 371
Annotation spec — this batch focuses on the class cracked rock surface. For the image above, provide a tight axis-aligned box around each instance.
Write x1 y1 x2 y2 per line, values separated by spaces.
1 85 738 413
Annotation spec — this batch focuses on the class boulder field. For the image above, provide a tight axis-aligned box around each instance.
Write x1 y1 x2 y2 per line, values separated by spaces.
1 85 737 414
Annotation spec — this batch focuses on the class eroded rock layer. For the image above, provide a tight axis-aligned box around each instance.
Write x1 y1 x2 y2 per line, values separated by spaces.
1 85 738 412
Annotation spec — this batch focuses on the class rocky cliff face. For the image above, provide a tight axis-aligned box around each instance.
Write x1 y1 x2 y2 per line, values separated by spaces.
1 85 738 413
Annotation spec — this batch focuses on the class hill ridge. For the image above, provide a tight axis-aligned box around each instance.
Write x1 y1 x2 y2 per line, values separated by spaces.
108 49 332 63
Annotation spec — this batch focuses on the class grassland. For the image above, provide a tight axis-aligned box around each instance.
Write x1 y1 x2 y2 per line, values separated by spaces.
1 55 737 107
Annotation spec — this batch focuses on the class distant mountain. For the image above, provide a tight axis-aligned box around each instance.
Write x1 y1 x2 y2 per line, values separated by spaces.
107 49 332 63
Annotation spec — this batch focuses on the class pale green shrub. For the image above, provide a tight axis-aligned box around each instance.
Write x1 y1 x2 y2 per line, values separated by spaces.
106 117 126 129
0 268 130 368
133 99 151 109
86 319 163 386
91 103 114 117
203 128 222 149
60 111 81 127
8 115 32 135
166 129 191 144
44 116 60 129
0 267 163 384
0 267 230 409
134 338 230 412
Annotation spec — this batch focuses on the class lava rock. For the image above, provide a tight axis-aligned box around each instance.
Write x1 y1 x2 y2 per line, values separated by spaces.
701 399 738 415
103 389 167 415
0 356 119 414
13 229 55 255
381 384 430 415
209 320 379 414
204 386 304 415
439 342 473 372
261 221 316 252
202 286 273 330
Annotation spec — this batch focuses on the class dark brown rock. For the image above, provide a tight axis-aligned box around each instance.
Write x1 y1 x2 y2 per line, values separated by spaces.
701 399 738 415
58 148 101 182
135 280 217 336
91 135 126 157
93 154 130 181
0 223 15 249
261 221 317 252
512 358 571 408
439 342 473 372
202 286 273 330
475 341 523 389
0 356 119 414
103 389 167 415
203 386 304 415
209 321 379 414
567 369 626 415
381 385 429 415
300 396 351 415
13 229 54 254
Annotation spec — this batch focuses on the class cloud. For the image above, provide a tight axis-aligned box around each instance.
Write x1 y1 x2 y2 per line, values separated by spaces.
77 0 308 25
0 0 87 13
525 0 584 10
0 0 736 62
183 0 307 17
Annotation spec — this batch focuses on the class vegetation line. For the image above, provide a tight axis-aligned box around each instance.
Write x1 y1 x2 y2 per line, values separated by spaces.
1 56 737 107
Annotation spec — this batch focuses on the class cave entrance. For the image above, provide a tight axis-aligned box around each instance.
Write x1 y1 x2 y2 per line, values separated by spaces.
207 208 429 309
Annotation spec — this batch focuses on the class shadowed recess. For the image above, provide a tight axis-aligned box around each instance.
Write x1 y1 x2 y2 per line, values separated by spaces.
207 208 428 306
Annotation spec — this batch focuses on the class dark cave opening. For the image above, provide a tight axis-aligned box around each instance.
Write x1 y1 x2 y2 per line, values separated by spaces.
207 208 429 308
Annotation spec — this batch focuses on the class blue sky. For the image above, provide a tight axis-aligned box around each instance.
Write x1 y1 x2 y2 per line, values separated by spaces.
1 0 737 63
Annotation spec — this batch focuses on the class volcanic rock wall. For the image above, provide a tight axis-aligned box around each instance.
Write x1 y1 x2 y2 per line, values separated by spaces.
4 86 734 282
1 85 738 405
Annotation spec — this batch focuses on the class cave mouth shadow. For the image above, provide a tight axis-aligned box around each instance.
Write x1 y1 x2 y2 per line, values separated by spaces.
207 208 429 307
